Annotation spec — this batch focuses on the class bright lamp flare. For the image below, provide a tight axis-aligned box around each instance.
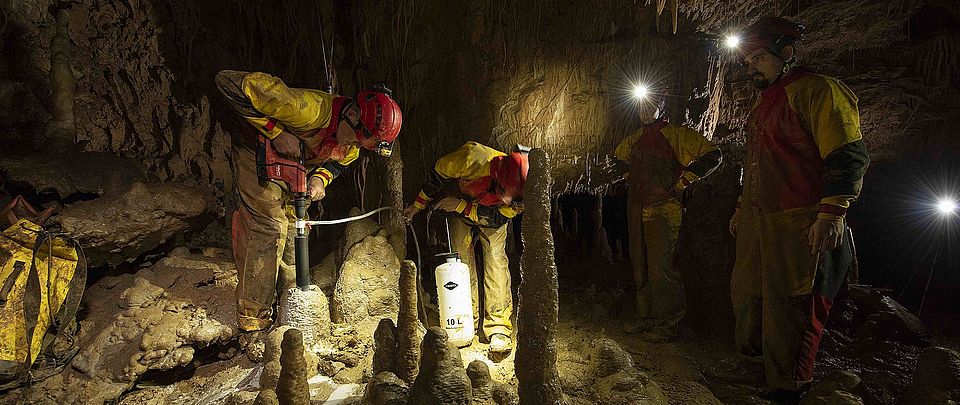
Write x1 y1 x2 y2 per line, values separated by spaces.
937 199 957 215
632 84 650 99
725 34 741 49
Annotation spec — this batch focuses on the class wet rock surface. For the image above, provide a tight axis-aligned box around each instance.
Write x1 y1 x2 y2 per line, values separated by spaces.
895 346 960 404
801 371 865 405
407 327 472 405
0 152 148 201
276 329 310 405
58 181 219 267
361 371 409 405
9 247 237 403
516 149 564 404
331 234 400 325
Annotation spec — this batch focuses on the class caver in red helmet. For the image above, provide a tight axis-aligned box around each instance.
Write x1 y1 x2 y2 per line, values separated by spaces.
352 83 403 156
738 17 805 59
490 151 529 204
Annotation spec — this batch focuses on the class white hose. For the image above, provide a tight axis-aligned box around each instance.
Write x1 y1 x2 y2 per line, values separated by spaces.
300 206 393 226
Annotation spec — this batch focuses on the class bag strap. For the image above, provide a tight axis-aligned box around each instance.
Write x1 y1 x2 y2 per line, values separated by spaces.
20 230 86 382
0 261 27 306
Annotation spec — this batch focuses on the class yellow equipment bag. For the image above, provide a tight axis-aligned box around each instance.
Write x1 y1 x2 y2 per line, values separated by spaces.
0 219 86 384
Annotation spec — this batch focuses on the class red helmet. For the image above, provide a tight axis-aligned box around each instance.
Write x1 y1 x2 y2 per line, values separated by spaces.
490 151 529 203
739 17 805 58
353 84 402 156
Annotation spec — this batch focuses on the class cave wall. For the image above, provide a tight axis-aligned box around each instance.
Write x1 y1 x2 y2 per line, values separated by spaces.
4 0 956 196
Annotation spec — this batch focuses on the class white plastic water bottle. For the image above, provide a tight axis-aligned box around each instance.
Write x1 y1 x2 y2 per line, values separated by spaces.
435 255 474 347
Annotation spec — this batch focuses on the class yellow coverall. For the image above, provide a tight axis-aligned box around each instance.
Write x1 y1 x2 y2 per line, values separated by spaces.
732 68 869 390
413 142 522 339
216 70 359 331
615 120 721 335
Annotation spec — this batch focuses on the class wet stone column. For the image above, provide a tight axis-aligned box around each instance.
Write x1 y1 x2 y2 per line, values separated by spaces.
516 148 564 404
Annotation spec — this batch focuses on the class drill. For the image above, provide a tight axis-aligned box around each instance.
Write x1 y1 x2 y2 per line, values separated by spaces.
255 134 312 290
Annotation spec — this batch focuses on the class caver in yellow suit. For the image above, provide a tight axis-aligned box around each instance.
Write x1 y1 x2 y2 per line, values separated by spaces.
731 20 870 392
409 142 527 343
615 120 721 339
216 70 401 332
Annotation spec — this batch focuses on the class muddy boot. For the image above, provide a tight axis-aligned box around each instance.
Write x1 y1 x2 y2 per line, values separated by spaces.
488 333 512 360
622 318 654 335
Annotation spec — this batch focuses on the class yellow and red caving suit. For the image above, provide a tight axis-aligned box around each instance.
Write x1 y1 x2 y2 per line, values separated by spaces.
732 68 870 390
216 70 360 332
413 142 522 339
615 120 721 334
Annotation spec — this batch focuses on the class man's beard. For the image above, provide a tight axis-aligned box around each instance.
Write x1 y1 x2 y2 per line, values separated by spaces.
750 73 770 89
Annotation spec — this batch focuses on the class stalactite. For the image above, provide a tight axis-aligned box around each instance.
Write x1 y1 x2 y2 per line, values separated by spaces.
44 5 77 153
697 54 728 140
516 149 563 405
593 196 613 263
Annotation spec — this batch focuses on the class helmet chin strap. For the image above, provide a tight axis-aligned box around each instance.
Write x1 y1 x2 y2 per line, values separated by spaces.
768 41 797 85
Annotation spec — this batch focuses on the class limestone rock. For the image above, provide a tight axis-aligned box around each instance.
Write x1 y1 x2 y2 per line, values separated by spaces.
492 384 519 405
58 181 219 267
276 329 310 405
340 207 383 261
395 260 421 384
897 346 960 404
594 369 668 405
360 371 409 405
0 152 147 201
278 285 330 349
262 326 319 390
372 318 398 375
408 327 472 405
310 251 339 293
253 389 279 405
586 337 666 405
849 288 928 344
467 360 493 403
516 149 564 404
801 371 863 405
590 338 634 379
331 235 400 324
62 249 236 402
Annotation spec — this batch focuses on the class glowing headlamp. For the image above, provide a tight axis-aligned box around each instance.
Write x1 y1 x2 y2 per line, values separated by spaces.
725 34 741 49
937 199 957 215
632 84 650 100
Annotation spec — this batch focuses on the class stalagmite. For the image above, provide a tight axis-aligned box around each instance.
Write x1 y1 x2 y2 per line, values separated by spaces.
278 285 329 350
276 329 310 405
407 327 471 404
381 139 406 259
516 149 564 404
372 318 398 374
44 5 77 153
467 360 493 403
253 389 279 405
395 260 421 384
361 371 409 405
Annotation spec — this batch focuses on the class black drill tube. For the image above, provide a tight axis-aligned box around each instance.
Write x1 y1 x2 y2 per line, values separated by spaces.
294 196 311 290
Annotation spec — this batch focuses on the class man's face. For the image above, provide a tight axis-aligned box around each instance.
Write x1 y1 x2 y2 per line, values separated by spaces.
742 48 786 89
637 100 658 123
